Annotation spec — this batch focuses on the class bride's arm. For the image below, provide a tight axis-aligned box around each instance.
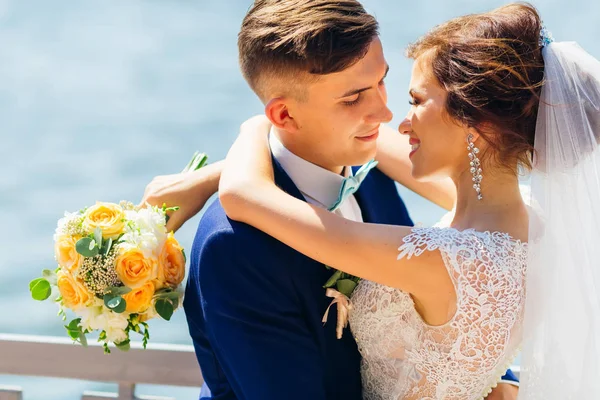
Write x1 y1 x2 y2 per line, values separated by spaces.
219 118 447 295
376 124 456 211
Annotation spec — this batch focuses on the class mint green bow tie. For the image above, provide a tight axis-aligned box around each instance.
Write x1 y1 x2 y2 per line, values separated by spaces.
328 159 378 212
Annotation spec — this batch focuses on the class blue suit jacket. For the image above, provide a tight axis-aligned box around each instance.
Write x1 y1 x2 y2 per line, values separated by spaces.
184 158 518 400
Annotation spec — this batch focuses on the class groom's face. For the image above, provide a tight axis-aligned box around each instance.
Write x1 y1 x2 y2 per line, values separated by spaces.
286 37 393 171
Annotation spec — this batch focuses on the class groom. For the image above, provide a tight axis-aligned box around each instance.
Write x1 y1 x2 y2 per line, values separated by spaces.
145 1 519 399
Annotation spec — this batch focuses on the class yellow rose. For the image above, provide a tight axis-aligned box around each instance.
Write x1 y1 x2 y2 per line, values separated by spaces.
123 281 155 313
158 232 186 288
57 270 91 309
83 202 125 239
55 235 83 272
115 247 157 288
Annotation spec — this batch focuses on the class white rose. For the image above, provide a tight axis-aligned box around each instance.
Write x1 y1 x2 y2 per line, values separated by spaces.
119 231 160 259
77 302 105 332
54 211 85 240
121 209 167 258
126 208 167 238
103 310 130 344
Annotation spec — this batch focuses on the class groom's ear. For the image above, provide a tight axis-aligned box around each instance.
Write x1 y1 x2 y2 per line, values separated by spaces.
265 98 299 133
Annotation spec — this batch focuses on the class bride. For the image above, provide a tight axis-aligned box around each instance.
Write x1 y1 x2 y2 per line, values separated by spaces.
217 3 600 400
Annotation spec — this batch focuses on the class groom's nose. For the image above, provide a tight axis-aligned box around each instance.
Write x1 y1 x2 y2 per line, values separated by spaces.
365 93 393 124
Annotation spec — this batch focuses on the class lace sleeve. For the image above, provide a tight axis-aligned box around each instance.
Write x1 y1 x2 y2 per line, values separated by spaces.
396 227 527 399
398 227 455 260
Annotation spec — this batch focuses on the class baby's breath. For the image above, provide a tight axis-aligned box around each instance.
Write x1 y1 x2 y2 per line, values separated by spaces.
77 247 122 296
119 200 140 211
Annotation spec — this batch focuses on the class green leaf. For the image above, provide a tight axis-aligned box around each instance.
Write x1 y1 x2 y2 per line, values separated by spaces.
104 294 126 314
155 298 174 321
323 270 343 288
64 318 87 345
115 339 130 352
93 227 103 249
181 249 186 263
79 332 88 347
154 287 173 295
76 237 99 257
105 286 131 296
336 279 358 297
154 289 179 309
101 237 113 256
30 278 51 301
67 318 81 331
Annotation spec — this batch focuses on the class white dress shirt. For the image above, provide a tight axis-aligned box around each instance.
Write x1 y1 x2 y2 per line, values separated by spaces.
269 130 363 223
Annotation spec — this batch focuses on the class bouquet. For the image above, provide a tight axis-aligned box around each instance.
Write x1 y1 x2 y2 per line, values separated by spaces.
29 152 208 353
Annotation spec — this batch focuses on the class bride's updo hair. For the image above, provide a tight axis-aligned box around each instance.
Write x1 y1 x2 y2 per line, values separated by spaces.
406 2 545 172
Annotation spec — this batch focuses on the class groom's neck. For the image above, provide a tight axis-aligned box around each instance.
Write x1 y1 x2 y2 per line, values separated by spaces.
274 130 344 175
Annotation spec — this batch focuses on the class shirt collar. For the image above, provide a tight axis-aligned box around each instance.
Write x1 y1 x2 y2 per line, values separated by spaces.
269 128 351 209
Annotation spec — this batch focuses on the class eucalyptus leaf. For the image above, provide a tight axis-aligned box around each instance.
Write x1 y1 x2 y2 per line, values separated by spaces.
101 237 113 256
105 286 131 296
67 318 81 331
154 287 173 295
93 227 103 249
115 339 130 352
29 278 51 301
170 295 179 310
155 299 174 321
104 295 126 314
323 270 343 288
79 332 88 347
336 279 358 297
76 237 99 257
64 318 83 341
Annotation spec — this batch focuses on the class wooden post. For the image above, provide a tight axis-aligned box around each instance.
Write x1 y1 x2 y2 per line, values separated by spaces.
118 383 135 400
0 386 22 400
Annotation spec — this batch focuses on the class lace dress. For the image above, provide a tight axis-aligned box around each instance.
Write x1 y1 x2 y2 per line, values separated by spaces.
348 226 528 400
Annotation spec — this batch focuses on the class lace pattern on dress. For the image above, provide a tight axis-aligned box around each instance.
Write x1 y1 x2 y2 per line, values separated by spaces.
349 227 528 400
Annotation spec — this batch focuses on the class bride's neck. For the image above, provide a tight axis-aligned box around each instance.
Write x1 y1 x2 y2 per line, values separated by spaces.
451 166 526 231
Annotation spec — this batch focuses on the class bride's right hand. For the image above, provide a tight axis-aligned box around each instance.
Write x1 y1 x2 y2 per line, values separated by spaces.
140 160 223 232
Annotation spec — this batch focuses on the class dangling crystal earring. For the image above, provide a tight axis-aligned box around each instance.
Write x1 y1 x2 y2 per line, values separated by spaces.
467 134 483 200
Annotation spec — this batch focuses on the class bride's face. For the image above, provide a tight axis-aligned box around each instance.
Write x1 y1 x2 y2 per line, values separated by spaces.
399 52 471 181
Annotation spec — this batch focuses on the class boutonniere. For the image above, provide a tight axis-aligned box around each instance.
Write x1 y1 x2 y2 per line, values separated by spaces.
321 267 360 339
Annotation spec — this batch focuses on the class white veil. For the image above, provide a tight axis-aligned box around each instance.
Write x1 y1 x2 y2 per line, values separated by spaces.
519 37 600 398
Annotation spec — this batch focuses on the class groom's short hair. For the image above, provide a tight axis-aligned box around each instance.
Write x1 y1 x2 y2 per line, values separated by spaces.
238 0 379 102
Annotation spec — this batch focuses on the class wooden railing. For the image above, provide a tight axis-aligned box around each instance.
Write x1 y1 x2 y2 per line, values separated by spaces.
0 333 522 400
0 333 202 400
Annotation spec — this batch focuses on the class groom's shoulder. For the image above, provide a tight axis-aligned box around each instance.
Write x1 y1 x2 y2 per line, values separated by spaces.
193 198 276 253
197 198 232 235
